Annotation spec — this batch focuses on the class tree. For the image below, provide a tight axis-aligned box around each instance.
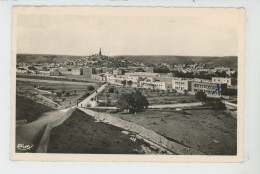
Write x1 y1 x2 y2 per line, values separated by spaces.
108 87 115 93
195 90 207 102
121 80 127 87
127 80 133 87
62 91 66 95
115 90 119 100
117 90 149 113
87 85 95 91
65 92 70 96
184 89 188 96
56 92 62 98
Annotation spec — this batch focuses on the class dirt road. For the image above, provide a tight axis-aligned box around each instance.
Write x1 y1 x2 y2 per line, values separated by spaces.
148 102 202 109
78 83 107 107
16 107 75 153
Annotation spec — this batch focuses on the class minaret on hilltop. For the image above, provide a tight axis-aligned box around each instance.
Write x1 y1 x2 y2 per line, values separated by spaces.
99 48 102 56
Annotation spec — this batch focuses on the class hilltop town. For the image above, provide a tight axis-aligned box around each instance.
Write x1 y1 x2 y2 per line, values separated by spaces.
16 48 237 97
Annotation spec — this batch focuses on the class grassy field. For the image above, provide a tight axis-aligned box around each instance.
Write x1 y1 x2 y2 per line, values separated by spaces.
16 95 55 122
16 80 97 107
107 108 237 155
48 109 157 154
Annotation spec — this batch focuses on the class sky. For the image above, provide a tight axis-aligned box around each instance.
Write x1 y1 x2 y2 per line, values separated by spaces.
16 8 241 57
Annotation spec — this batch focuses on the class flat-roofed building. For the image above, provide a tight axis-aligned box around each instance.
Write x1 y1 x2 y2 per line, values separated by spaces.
82 67 96 78
212 77 236 86
106 74 140 87
58 67 72 75
156 77 174 90
190 81 227 97
50 69 60 76
37 71 51 76
143 67 154 73
16 68 28 74
125 72 159 78
113 69 125 75
71 68 83 75
140 80 166 91
172 78 192 92
91 74 107 81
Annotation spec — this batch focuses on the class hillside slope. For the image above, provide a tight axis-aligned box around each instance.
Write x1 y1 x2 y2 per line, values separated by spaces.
17 54 237 67
112 55 238 66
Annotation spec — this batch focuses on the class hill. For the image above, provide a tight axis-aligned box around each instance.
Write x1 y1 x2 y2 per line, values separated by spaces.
16 54 82 63
17 54 238 67
112 55 238 67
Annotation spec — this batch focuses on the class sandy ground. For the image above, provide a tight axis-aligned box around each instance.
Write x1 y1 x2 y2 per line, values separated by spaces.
108 108 237 155
47 109 156 154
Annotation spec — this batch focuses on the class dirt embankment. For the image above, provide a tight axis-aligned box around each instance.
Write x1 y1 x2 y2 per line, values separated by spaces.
47 109 158 154
17 93 61 110
16 95 56 123
78 108 203 155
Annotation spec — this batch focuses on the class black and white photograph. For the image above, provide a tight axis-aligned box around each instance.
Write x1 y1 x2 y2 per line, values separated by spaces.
11 7 244 161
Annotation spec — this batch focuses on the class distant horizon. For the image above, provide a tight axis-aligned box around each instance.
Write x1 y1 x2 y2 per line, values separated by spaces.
16 52 238 58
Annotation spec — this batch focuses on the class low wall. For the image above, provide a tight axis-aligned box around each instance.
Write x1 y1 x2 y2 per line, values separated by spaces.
36 107 76 153
78 108 203 155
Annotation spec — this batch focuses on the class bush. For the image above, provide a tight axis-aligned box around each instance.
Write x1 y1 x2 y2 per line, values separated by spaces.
87 85 95 91
108 87 115 93
64 92 70 96
56 92 62 98
195 90 207 102
203 98 226 110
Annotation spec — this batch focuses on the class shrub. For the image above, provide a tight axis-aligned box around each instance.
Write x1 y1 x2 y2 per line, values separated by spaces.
64 92 70 96
108 87 115 93
203 98 226 110
56 92 62 98
87 85 95 91
195 90 207 102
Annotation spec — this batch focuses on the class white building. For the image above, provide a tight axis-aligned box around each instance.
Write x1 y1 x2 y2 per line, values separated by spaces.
212 77 234 86
172 78 192 92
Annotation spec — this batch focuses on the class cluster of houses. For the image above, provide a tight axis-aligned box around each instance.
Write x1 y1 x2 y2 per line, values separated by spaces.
16 49 237 97
92 71 236 97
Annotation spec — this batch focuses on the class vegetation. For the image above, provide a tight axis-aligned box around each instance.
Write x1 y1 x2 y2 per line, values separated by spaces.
87 85 95 91
203 98 227 110
64 92 70 96
195 91 207 102
154 67 170 73
121 80 127 87
127 80 133 87
56 92 62 98
117 90 149 113
108 87 115 93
